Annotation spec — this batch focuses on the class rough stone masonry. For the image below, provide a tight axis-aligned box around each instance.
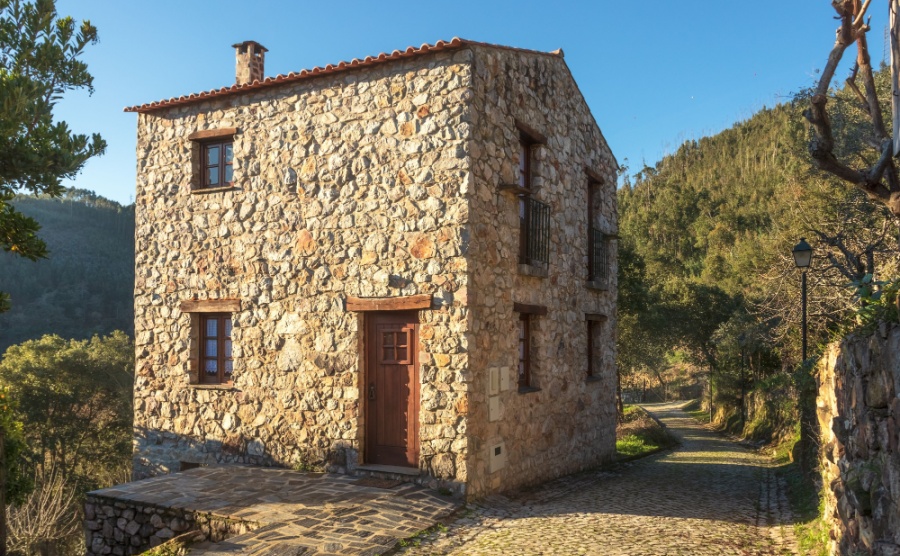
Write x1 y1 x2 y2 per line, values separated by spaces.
818 323 900 556
127 38 618 501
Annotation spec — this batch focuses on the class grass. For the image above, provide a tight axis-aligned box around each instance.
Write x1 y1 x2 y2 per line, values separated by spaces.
615 405 679 459
787 467 830 556
681 398 710 423
616 434 660 457
395 522 449 548
767 431 830 556
140 540 189 556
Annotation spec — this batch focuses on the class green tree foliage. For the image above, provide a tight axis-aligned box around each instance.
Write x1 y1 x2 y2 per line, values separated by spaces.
0 0 106 311
617 66 899 437
0 189 134 354
0 388 32 506
0 332 134 488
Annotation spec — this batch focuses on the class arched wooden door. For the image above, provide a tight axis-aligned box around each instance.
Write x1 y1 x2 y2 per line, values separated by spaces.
365 311 419 467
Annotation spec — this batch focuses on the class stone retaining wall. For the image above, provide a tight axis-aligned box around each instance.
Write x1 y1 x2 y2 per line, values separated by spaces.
84 494 257 555
817 323 900 555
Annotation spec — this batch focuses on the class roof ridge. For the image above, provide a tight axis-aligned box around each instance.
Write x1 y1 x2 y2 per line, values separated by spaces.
124 38 563 113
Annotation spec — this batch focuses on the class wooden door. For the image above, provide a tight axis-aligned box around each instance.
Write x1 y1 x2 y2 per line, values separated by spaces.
366 312 419 467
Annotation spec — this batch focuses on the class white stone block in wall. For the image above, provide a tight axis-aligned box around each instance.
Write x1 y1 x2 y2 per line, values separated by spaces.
489 442 506 473
488 396 501 422
488 367 500 396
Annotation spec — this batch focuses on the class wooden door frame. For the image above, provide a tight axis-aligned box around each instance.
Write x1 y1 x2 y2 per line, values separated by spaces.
362 310 420 467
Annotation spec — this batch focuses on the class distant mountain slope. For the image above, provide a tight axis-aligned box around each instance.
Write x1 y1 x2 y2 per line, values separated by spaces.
0 189 134 352
618 66 896 361
619 100 810 298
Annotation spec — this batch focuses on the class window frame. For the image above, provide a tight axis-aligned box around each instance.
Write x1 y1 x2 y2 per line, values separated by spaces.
200 140 234 189
514 302 546 393
587 175 598 278
586 314 607 382
585 169 615 288
512 123 550 270
587 320 595 379
518 313 531 390
518 136 535 264
200 312 233 385
188 128 237 192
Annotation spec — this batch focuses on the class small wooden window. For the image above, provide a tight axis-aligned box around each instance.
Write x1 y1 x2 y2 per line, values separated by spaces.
518 313 531 390
587 320 602 379
518 138 534 263
586 315 606 381
201 313 233 384
587 175 609 284
201 140 234 189
518 138 532 190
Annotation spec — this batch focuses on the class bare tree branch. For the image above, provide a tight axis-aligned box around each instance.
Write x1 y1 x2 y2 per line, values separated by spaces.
855 0 874 26
846 63 871 111
805 0 900 216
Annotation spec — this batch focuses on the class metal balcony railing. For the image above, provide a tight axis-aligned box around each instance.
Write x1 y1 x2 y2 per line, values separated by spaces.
521 197 550 266
589 227 609 285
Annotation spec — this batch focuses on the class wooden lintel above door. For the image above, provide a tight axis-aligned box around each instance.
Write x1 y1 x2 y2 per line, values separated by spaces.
346 294 433 312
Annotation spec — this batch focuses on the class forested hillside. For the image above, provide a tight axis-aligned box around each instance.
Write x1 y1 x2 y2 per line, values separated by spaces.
617 67 899 433
0 189 135 352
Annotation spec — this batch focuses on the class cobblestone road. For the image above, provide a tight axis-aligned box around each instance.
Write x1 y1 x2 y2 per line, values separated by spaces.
397 402 798 555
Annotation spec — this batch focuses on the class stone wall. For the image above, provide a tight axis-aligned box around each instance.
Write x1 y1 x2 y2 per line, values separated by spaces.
818 323 900 555
133 50 474 490
84 494 255 555
465 45 618 497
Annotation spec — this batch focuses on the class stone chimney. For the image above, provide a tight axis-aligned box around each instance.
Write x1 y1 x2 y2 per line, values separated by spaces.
233 41 267 85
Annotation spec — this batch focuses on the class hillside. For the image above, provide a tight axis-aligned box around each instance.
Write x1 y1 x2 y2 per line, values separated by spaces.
616 67 898 430
620 102 807 297
0 189 135 352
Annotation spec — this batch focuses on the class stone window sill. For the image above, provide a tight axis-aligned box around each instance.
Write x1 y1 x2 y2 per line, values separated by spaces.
586 375 603 384
517 386 541 395
585 280 608 291
188 383 237 391
191 185 239 195
518 264 548 278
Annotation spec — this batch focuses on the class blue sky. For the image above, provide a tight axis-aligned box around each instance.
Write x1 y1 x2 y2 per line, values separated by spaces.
53 1 888 205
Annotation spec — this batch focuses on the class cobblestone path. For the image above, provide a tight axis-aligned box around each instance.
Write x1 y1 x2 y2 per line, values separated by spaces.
397 402 798 555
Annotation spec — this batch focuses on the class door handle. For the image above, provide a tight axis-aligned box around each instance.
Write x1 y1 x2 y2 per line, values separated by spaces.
369 383 376 400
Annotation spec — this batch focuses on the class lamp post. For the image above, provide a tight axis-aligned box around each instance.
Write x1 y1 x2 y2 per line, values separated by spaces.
738 333 746 430
792 238 813 362
792 237 814 475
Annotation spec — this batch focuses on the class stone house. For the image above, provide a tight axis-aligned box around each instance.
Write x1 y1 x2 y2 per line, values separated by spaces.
126 37 618 498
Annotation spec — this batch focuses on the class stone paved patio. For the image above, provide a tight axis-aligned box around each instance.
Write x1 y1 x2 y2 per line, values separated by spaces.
395 402 798 555
87 467 460 555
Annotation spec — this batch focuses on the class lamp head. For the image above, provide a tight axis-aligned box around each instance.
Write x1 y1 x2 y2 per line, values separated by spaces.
792 238 813 268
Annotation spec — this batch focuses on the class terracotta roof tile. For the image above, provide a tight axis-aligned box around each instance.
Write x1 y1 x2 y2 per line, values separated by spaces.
124 38 562 113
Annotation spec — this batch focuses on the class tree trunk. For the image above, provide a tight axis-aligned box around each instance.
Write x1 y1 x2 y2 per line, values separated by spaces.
652 369 668 402
892 0 900 155
1 427 7 556
615 369 624 423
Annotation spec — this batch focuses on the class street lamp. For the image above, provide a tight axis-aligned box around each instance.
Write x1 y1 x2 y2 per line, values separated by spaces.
738 333 746 430
792 238 813 361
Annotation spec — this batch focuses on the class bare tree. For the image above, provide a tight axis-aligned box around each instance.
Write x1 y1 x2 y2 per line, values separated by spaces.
805 0 900 216
7 470 81 556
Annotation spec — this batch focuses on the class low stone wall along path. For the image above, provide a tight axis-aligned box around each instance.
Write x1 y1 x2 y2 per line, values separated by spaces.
400 402 798 555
